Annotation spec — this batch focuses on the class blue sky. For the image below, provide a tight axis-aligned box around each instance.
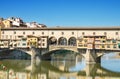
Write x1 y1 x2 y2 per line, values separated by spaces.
0 0 120 27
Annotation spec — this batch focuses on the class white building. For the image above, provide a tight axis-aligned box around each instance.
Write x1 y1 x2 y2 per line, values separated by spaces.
26 22 46 28
7 17 24 26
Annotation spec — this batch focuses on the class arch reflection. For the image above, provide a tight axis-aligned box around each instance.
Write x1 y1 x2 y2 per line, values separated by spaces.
1 54 120 79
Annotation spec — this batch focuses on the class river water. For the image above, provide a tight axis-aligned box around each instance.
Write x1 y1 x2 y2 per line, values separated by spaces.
0 51 120 79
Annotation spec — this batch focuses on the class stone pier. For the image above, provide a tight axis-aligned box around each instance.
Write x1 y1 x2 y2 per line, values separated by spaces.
31 46 41 70
85 49 101 64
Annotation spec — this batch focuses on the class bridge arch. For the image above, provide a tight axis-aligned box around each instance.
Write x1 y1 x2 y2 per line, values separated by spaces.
58 37 67 45
42 48 79 60
68 37 76 46
49 36 57 45
49 48 78 53
0 49 31 59
96 51 115 58
15 49 32 56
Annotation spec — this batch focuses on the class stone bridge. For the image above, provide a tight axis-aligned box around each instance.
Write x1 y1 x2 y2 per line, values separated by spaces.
49 45 78 53
1 46 120 64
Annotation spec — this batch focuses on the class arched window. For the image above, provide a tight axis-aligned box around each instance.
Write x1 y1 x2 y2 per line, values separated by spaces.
49 37 57 45
68 37 76 46
58 37 67 45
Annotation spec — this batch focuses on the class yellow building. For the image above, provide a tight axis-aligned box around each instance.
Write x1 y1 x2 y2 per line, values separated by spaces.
2 20 12 28
27 35 38 47
0 20 5 41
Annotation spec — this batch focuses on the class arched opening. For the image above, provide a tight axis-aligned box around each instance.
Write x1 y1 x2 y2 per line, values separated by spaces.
0 49 31 60
49 37 57 45
68 37 76 46
58 37 67 45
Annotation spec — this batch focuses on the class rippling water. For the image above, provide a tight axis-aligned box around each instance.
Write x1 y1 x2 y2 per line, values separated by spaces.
0 52 120 79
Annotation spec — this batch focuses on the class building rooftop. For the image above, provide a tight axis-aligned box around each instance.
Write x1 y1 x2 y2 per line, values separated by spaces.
1 26 120 30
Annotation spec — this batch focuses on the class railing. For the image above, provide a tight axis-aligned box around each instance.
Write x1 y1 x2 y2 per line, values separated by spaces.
49 45 77 51
49 45 77 47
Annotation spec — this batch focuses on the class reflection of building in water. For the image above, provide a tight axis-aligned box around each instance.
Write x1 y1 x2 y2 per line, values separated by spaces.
0 71 8 79
51 53 82 72
0 70 47 79
1 63 120 79
31 73 47 79
0 70 31 79
1 57 120 79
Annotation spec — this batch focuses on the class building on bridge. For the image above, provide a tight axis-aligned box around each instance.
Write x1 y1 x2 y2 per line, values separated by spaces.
0 27 120 49
1 27 120 64
77 35 120 49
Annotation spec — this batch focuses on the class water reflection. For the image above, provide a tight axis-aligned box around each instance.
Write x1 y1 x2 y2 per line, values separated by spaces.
101 53 120 72
51 53 84 72
0 52 120 79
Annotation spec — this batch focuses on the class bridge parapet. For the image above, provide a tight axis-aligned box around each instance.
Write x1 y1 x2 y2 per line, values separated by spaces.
49 45 78 52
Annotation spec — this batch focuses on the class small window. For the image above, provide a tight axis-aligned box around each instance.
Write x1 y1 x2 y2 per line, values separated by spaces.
27 42 29 45
84 39 87 42
14 31 16 34
38 38 41 41
51 32 54 35
82 32 85 35
22 39 26 41
72 32 74 35
42 43 45 46
106 40 111 43
61 32 64 35
93 32 95 35
102 45 105 48
116 32 118 35
39 43 41 46
113 45 117 48
2 31 4 34
112 39 116 43
23 32 25 34
79 39 82 42
22 43 26 46
104 32 107 35
42 39 45 42
32 32 35 34
107 45 110 48
102 40 106 43
42 32 44 35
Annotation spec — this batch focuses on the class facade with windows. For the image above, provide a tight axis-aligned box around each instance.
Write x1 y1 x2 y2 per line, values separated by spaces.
0 27 120 49
27 35 38 47
77 35 120 49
